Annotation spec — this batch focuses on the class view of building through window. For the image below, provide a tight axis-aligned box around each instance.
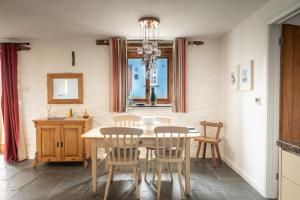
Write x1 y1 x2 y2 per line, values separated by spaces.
128 58 168 100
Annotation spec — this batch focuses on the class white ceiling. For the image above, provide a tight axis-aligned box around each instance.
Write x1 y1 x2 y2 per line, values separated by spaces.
0 0 270 40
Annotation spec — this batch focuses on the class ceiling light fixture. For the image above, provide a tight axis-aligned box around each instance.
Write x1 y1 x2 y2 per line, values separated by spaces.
137 17 161 79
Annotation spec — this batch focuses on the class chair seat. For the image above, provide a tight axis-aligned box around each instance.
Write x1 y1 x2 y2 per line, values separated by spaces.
146 146 156 150
194 136 221 144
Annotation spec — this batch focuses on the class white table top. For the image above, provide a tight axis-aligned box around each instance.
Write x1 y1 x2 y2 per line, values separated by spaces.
82 126 200 139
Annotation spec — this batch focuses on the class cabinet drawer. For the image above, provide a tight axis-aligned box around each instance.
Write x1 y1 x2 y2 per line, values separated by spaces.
281 176 300 200
282 150 300 186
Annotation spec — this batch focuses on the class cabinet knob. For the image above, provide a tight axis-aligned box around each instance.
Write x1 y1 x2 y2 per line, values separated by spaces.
57 142 59 148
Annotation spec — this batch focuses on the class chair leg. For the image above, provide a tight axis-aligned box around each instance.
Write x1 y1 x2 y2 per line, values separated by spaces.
215 144 221 161
196 142 202 160
168 162 173 182
211 144 217 168
132 166 140 199
104 165 113 200
138 166 142 183
177 162 185 200
152 160 157 183
145 149 149 181
156 163 162 200
111 165 115 183
105 149 109 172
202 143 207 159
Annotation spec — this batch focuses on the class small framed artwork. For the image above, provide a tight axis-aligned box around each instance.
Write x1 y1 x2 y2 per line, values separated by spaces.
239 60 253 91
229 65 239 91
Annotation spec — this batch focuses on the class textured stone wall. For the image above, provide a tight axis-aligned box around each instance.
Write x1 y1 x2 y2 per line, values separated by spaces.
18 37 220 159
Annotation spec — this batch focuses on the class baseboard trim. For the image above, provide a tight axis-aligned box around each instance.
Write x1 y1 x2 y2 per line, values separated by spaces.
222 154 267 198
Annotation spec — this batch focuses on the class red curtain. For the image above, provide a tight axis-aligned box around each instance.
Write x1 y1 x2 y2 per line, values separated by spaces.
0 44 20 162
173 38 187 113
109 37 127 113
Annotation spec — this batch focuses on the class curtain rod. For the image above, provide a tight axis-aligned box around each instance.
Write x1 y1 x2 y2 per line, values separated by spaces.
96 40 204 46
0 42 31 51
0 42 30 45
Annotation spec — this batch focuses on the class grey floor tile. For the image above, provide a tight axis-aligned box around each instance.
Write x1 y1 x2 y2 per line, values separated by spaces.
0 158 267 200
224 191 256 200
191 191 228 200
7 169 42 190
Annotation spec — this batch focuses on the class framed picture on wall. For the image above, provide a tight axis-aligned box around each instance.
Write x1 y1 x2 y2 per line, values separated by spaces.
229 65 239 91
239 60 253 91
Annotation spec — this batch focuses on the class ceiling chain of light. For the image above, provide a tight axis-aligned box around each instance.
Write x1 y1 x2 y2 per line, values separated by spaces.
137 17 161 79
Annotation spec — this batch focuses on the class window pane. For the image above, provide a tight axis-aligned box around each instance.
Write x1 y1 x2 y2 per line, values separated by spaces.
153 58 168 99
128 59 145 99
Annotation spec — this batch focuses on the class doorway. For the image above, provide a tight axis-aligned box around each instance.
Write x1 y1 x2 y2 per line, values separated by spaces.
267 8 300 199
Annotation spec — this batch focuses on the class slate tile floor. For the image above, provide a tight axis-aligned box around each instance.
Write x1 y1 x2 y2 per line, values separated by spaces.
0 156 267 200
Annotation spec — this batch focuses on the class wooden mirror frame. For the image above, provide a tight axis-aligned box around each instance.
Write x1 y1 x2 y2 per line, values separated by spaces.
47 73 83 104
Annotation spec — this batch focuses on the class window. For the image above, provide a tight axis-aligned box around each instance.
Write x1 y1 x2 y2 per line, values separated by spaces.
150 68 158 86
127 47 173 104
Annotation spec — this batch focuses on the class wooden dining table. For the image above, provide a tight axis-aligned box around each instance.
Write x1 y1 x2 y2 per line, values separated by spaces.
82 123 200 196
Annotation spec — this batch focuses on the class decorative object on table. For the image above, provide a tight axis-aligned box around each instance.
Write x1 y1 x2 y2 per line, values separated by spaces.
82 108 89 118
137 17 161 79
150 87 157 105
239 60 254 91
229 65 239 91
67 108 73 118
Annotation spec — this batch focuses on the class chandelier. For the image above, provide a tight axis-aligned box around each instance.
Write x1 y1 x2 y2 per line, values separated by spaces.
137 17 161 79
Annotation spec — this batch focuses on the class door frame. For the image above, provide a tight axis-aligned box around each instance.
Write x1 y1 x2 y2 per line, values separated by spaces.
266 4 300 198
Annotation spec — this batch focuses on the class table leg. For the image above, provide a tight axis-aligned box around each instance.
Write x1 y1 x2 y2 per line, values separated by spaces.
91 139 97 193
185 139 191 195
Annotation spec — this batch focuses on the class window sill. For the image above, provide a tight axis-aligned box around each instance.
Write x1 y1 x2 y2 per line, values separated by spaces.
128 104 172 108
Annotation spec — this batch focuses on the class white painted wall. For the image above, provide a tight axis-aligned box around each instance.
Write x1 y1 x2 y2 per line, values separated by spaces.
285 13 300 25
18 37 220 159
218 0 300 198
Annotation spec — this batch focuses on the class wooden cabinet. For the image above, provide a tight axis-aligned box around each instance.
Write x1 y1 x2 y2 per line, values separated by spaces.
280 24 300 141
33 117 92 167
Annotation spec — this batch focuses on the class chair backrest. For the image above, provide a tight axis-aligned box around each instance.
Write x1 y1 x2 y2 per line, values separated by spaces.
154 126 189 161
113 115 142 127
101 127 143 164
155 117 171 125
200 121 223 139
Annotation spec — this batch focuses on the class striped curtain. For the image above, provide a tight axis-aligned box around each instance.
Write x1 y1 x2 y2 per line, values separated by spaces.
109 37 127 113
173 38 187 113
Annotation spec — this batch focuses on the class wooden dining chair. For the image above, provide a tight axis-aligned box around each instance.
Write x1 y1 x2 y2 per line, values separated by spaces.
153 126 189 200
101 127 143 200
144 117 173 181
194 121 223 167
111 115 142 173
113 115 142 127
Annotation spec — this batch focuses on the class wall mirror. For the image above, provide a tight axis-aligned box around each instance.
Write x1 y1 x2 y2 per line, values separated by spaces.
47 73 83 104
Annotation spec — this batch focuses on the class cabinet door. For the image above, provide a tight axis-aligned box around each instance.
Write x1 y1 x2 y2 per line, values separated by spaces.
37 125 61 161
281 176 300 200
280 24 300 141
61 125 83 161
